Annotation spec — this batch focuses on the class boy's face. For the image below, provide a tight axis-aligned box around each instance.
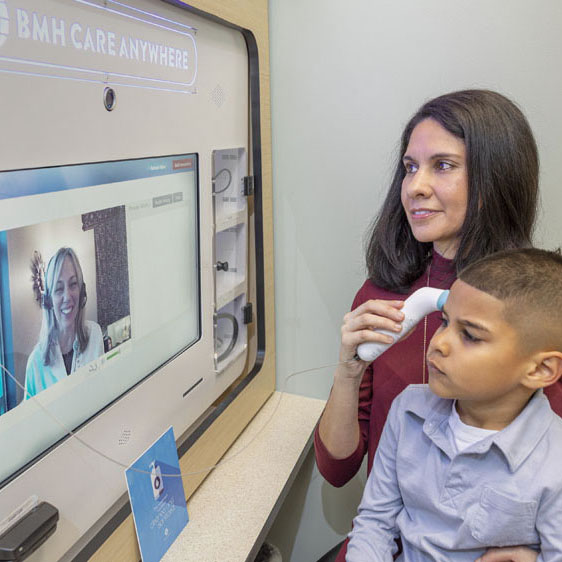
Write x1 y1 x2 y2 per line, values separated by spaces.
426 280 531 404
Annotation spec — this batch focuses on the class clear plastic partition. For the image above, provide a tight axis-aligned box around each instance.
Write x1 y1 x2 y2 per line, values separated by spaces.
212 148 249 372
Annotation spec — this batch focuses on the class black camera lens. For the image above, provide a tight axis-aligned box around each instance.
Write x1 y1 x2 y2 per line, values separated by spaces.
103 87 116 111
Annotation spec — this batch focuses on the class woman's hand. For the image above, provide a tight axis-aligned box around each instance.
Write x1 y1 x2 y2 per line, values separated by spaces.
475 546 538 562
318 298 406 459
338 299 405 377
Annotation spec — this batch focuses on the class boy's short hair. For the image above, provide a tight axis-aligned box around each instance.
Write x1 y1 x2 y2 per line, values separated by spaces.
458 248 562 353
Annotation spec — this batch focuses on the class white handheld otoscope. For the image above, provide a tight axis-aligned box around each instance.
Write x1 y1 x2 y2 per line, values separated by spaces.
356 287 449 362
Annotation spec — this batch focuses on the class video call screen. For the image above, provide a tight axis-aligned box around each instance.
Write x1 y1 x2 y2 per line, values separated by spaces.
0 154 200 481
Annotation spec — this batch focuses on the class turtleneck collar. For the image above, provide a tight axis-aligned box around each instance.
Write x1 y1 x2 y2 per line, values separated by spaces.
429 248 456 285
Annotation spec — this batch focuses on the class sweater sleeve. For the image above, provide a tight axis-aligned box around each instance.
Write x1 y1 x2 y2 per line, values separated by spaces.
544 382 562 418
314 282 375 487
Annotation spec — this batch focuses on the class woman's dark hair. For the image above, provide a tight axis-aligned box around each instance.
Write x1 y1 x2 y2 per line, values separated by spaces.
366 89 539 292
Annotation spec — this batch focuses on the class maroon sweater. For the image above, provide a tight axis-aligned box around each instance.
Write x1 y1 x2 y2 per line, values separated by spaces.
314 251 562 562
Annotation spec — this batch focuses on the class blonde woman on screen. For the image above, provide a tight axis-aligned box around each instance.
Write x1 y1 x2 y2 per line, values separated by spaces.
25 247 103 398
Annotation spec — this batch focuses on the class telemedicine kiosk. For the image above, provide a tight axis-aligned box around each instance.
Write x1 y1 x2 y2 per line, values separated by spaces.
0 1 292 559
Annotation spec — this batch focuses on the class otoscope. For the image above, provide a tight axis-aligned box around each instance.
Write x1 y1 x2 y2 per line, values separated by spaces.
356 287 449 362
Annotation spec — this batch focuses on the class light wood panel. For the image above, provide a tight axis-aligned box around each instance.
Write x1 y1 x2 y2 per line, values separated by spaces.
90 0 273 559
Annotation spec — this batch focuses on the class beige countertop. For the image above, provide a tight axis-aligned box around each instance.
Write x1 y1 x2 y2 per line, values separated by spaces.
162 391 326 562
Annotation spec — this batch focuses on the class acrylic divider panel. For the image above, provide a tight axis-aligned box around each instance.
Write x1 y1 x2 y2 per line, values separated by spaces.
212 148 249 372
214 294 248 370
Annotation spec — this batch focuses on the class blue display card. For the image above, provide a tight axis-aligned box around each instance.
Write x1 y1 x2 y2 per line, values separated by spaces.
125 427 189 562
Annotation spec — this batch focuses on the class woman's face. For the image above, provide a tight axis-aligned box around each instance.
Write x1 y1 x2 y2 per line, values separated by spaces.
400 118 469 258
52 256 81 334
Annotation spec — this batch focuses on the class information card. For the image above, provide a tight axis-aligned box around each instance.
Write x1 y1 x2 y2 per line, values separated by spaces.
126 427 189 562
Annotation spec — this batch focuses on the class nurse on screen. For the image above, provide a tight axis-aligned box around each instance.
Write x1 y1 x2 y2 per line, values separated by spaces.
25 247 103 398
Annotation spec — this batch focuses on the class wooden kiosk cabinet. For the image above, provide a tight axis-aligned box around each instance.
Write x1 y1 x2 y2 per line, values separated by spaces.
0 0 275 560
90 1 275 560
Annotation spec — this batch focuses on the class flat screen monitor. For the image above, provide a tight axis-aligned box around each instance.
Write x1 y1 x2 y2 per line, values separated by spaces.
0 153 200 484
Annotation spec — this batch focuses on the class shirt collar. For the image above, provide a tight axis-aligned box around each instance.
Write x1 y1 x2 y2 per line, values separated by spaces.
404 386 554 472
404 386 456 458
405 385 451 423
491 390 553 472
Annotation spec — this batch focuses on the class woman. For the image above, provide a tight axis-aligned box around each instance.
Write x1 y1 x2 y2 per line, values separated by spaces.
315 90 558 562
25 247 103 398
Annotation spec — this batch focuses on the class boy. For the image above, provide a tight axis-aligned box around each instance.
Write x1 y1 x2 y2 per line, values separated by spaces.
346 248 562 561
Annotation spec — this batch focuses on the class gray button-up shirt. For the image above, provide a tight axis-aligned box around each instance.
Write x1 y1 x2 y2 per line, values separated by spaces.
347 385 562 561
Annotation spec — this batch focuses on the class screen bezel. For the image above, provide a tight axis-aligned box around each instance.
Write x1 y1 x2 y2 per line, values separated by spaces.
0 152 202 489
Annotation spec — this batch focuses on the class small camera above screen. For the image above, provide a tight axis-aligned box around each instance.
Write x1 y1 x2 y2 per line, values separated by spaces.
103 87 117 111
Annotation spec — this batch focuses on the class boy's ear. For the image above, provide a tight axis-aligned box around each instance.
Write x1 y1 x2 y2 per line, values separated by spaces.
523 352 562 389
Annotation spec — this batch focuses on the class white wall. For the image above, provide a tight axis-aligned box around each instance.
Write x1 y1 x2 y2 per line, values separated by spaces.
268 1 562 559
